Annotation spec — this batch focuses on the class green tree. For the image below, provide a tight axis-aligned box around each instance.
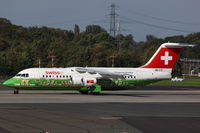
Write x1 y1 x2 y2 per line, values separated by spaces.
85 25 106 34
74 24 80 35
0 18 199 77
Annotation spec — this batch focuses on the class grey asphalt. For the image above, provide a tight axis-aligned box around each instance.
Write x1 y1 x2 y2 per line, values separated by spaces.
0 85 200 133
1 103 200 133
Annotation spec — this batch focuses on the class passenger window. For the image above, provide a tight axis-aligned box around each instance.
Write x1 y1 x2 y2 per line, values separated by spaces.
49 75 51 78
46 75 48 78
43 75 45 78
21 74 25 77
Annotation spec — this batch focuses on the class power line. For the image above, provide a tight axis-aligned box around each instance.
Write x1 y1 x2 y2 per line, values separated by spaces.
121 16 197 33
124 9 200 26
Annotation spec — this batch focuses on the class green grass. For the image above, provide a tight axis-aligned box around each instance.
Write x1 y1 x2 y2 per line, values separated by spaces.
153 78 200 86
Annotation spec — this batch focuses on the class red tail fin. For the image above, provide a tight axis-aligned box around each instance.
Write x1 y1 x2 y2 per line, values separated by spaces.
142 43 195 69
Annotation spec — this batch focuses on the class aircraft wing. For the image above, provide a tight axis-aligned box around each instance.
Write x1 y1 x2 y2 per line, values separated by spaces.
75 67 126 79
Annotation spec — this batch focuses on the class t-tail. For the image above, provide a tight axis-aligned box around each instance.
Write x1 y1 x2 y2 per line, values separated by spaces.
141 42 196 72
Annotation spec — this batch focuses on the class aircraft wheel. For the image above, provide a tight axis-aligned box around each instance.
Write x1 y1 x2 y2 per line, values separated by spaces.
14 89 19 94
90 92 100 95
79 90 89 94
88 86 100 95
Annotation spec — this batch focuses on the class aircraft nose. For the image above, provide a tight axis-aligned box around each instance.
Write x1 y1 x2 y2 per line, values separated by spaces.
3 78 14 86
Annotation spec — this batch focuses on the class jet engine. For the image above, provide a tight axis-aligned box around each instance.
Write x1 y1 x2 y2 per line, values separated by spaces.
72 76 97 86
83 78 97 86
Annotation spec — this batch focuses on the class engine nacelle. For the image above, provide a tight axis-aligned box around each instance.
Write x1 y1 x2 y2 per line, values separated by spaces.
83 78 97 86
72 76 97 86
72 76 83 86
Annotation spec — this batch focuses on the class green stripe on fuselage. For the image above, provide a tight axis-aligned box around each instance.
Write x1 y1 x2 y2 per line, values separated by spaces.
4 78 81 90
3 78 160 90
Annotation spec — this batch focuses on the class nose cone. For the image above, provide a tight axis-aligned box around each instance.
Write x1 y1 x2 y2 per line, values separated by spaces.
3 78 15 86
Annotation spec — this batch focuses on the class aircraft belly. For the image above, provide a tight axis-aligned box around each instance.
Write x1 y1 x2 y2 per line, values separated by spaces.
17 86 82 90
98 79 160 90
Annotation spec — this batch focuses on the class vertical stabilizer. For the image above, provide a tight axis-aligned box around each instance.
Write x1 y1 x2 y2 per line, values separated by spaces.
141 43 196 69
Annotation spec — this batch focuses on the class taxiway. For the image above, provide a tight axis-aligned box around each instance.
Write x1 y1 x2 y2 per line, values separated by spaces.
0 86 199 133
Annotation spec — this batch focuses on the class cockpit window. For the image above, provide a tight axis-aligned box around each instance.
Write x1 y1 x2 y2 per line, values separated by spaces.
21 74 25 77
16 74 21 77
25 74 29 77
15 73 29 77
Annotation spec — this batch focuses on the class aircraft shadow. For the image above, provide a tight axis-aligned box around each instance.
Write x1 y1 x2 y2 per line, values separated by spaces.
96 93 149 97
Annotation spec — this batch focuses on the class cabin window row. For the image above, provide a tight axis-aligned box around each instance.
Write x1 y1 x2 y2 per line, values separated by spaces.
124 75 136 79
42 75 72 78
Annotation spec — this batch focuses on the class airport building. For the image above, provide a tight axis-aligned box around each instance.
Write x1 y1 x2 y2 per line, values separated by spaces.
180 58 200 77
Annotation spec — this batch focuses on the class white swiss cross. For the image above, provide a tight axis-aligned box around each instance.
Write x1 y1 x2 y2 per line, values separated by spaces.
161 51 173 65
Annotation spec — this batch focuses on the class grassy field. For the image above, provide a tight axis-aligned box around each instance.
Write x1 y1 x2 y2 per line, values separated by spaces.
153 78 200 86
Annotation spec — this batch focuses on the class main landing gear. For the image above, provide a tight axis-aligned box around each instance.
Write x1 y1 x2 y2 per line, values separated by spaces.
14 88 19 94
79 90 89 94
79 85 101 95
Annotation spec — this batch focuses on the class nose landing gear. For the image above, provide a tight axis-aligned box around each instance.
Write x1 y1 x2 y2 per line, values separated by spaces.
14 88 19 94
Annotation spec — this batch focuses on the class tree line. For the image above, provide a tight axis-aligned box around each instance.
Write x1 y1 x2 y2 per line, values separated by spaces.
0 18 199 76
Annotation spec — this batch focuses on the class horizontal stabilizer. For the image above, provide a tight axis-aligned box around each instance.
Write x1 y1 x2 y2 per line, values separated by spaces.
161 43 196 48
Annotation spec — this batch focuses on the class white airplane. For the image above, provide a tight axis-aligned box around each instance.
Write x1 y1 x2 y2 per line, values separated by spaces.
3 42 195 94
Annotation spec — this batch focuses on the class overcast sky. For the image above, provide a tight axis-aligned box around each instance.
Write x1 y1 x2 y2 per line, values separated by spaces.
0 0 200 41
